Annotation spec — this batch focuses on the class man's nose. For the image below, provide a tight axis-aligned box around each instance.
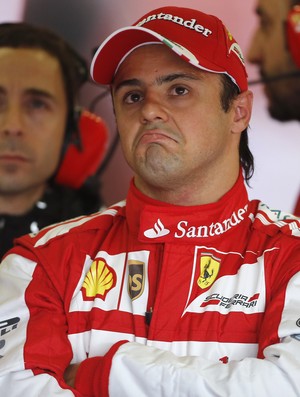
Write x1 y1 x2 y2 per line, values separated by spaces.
0 105 24 136
246 30 262 65
140 94 169 124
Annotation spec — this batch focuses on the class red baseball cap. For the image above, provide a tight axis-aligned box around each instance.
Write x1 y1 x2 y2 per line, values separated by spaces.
91 6 248 92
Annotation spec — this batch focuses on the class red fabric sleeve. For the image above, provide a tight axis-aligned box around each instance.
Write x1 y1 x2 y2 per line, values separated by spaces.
75 356 103 396
75 341 128 397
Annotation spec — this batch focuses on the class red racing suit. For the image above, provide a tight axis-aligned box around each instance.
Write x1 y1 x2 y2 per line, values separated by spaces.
1 173 300 396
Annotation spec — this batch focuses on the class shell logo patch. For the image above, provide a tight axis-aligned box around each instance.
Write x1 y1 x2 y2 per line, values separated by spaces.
197 253 220 289
81 258 116 300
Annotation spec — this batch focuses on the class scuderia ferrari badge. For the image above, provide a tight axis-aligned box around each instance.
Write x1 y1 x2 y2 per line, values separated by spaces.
197 253 220 289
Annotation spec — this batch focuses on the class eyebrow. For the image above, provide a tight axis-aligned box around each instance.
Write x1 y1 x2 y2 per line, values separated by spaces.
156 73 200 84
0 86 56 101
24 88 56 101
113 73 201 93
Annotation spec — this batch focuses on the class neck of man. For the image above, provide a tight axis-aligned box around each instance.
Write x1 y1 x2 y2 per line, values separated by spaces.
0 183 47 216
134 166 241 206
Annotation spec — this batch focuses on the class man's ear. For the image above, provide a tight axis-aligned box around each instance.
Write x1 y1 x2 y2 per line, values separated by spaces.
232 90 253 133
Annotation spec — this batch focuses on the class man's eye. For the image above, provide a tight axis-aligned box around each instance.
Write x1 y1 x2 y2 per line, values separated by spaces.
29 99 48 109
171 86 188 96
259 15 272 32
124 92 142 104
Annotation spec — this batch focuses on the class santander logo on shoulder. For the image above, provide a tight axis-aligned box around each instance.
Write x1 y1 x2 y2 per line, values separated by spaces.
144 218 170 239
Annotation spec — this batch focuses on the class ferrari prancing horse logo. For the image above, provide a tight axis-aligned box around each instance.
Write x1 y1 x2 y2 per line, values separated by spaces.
197 253 220 289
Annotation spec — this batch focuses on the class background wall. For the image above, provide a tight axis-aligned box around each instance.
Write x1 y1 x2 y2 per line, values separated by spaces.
1 0 300 212
0 0 25 21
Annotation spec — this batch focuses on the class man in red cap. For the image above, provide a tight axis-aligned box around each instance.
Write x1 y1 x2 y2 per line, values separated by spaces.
0 6 300 396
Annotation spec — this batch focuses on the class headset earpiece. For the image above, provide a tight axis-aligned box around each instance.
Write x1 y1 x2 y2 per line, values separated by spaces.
286 5 300 68
55 109 109 189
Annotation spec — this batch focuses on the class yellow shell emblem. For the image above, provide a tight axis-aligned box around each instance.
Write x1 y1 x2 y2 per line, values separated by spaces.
82 258 116 300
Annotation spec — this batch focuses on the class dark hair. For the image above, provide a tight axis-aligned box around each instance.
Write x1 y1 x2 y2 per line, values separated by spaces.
220 75 254 184
0 22 88 134
291 0 300 7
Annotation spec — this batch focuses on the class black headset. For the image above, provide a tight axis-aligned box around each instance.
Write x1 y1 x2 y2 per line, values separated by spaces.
0 22 109 189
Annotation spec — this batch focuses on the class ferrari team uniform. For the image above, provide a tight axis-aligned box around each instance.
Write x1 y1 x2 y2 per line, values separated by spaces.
1 172 300 396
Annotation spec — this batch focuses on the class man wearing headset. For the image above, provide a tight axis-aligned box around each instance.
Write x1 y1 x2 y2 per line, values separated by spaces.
247 0 300 214
0 23 107 258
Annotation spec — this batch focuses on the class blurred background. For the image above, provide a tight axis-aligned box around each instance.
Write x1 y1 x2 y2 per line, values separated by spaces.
2 0 300 212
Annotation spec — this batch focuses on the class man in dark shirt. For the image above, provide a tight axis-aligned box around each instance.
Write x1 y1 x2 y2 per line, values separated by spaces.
0 22 108 258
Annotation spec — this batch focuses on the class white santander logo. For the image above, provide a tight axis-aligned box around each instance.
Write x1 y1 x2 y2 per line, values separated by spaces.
144 218 170 239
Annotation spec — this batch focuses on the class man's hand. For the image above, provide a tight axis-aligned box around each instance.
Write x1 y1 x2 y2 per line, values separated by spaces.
63 363 80 388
